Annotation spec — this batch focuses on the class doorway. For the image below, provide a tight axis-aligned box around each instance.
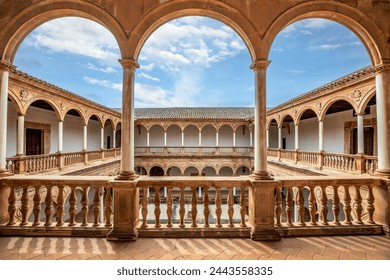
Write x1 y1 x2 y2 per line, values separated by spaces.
26 128 42 155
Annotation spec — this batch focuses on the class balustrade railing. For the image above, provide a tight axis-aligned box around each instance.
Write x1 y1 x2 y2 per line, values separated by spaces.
0 175 386 239
267 148 278 157
298 151 319 165
134 146 254 157
323 153 357 172
63 151 84 166
280 149 295 161
365 156 378 175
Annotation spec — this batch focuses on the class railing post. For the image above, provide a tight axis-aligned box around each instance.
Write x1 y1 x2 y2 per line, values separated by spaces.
15 156 27 174
83 150 88 165
101 149 105 161
248 179 281 240
294 150 299 164
107 179 139 241
318 151 324 170
58 153 64 170
356 154 366 174
277 149 281 161
373 179 390 236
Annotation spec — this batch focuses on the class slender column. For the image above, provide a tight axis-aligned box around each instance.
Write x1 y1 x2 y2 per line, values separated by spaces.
278 127 282 149
250 130 253 147
199 131 202 146
233 131 236 147
113 129 116 148
181 131 184 146
58 120 63 153
17 114 25 155
318 120 324 151
216 131 219 146
117 58 139 180
0 61 12 174
83 124 88 150
357 114 364 154
147 131 150 147
266 129 269 148
250 60 272 180
294 124 299 150
164 131 167 146
100 127 104 149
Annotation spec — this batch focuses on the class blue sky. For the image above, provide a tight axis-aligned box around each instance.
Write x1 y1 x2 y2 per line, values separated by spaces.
14 16 370 108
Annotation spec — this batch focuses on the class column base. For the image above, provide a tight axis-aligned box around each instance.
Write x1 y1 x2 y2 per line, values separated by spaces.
107 229 138 241
0 170 12 178
116 171 139 180
251 228 281 241
374 169 390 179
250 171 273 180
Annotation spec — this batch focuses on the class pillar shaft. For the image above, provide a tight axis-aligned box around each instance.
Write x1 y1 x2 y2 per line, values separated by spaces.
216 132 219 146
17 115 25 155
100 127 104 149
233 131 236 147
199 131 201 146
318 120 324 152
295 124 299 150
278 127 282 149
164 131 167 146
113 129 116 148
181 131 184 146
357 114 364 154
58 121 63 153
83 124 88 150
251 60 271 180
147 131 150 147
0 64 10 172
117 59 139 180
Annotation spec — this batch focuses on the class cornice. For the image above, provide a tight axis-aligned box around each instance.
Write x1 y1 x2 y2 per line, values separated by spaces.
119 58 140 69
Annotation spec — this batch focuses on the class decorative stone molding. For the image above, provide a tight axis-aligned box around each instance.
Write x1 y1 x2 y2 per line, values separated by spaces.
250 60 271 70
119 59 140 69
19 89 29 103
59 102 65 112
0 60 16 71
352 90 362 103
316 102 322 112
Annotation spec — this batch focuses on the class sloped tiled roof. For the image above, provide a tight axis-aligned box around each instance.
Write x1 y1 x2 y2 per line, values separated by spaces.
132 107 254 120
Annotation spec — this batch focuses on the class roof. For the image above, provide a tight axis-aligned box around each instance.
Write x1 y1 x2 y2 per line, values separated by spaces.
132 107 254 120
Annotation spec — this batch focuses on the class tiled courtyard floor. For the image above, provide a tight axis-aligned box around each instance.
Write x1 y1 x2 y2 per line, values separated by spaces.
0 235 389 260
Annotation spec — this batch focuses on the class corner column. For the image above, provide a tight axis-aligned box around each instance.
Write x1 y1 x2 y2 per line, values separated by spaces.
250 60 272 180
0 61 12 176
117 59 139 180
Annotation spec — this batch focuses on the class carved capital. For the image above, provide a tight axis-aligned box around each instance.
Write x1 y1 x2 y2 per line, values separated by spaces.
0 60 16 71
119 59 140 69
250 60 271 71
374 58 390 73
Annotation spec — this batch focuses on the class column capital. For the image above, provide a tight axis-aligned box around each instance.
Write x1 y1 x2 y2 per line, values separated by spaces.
118 58 140 69
0 60 16 71
374 58 390 74
250 60 271 71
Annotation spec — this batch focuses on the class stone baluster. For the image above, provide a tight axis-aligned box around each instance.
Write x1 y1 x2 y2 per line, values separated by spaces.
274 187 282 227
285 188 293 226
20 186 29 226
320 186 328 225
6 186 16 226
308 186 317 225
239 186 246 227
56 185 64 226
68 188 77 226
32 186 41 226
366 185 375 224
191 188 198 227
93 188 100 227
332 186 340 225
296 187 305 226
44 186 53 226
343 185 352 225
141 187 148 228
166 187 173 227
179 187 185 228
354 185 363 224
104 187 112 227
154 186 161 228
215 187 222 227
227 187 234 227
203 187 210 228
81 187 89 226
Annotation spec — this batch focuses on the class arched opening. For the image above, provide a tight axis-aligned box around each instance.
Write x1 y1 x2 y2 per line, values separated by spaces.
115 122 122 148
184 125 199 146
103 119 114 149
297 109 318 152
149 125 164 146
201 125 216 147
201 166 217 177
135 166 147 176
268 119 278 149
218 166 233 176
235 125 250 147
280 115 294 150
63 109 85 152
218 125 233 147
167 166 182 176
150 166 164 176
87 114 101 151
236 166 250 176
24 100 60 155
184 166 199 176
166 125 182 146
134 125 148 147
6 96 21 157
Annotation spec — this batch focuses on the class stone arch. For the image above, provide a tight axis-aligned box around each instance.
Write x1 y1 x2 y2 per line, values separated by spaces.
149 124 165 146
7 89 22 115
280 114 295 126
262 1 387 65
166 124 182 146
87 114 103 127
296 107 319 125
135 166 147 175
24 97 61 120
103 118 115 129
201 166 217 177
320 98 357 120
360 86 376 114
218 165 234 176
267 118 278 130
235 166 251 176
0 1 127 63
128 0 260 61
183 166 200 176
149 165 165 176
63 107 86 123
167 165 182 176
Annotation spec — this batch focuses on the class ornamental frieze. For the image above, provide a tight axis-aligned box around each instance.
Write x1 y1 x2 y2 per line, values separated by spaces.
352 90 362 104
19 89 29 104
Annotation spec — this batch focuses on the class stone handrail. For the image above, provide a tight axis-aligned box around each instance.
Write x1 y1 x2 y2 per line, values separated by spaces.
0 175 387 240
134 146 254 156
5 148 119 174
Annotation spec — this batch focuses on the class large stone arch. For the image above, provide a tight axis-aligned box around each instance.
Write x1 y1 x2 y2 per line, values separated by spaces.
262 1 387 65
296 107 319 125
360 86 376 113
7 89 22 115
266 118 279 130
320 98 358 120
24 97 61 120
127 0 260 61
63 107 87 124
0 0 127 63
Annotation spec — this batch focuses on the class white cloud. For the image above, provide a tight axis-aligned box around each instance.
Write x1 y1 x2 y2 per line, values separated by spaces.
138 72 160 81
310 44 343 51
140 63 155 71
26 17 120 66
86 63 117 74
83 76 122 91
286 69 304 75
281 18 335 37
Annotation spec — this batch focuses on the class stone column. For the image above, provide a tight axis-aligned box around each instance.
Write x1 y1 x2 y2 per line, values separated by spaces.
181 131 184 146
113 129 116 148
164 131 167 146
250 60 272 180
147 131 150 147
318 120 324 152
17 114 25 155
376 62 390 175
117 59 139 180
278 126 282 149
295 124 299 150
233 131 236 147
250 130 253 147
58 120 63 153
100 127 104 150
0 61 12 175
199 131 202 146
357 114 364 154
83 124 88 150
266 129 269 148
216 131 219 146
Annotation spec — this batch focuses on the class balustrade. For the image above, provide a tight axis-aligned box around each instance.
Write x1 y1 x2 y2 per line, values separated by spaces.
134 146 253 157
